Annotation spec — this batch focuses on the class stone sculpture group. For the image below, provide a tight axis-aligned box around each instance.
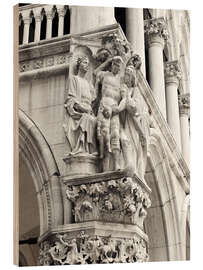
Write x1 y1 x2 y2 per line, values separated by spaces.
63 33 151 181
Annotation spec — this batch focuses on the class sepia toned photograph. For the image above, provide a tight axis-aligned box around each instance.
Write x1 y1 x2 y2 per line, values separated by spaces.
14 2 190 266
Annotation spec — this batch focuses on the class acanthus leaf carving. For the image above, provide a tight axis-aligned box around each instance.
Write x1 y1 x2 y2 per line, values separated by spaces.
66 177 151 228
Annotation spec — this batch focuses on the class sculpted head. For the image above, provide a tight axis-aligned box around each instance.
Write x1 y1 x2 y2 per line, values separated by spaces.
103 106 112 119
76 56 89 74
124 65 136 88
111 56 123 75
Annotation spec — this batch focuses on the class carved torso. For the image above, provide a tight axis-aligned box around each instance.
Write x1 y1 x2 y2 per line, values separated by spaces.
99 71 121 107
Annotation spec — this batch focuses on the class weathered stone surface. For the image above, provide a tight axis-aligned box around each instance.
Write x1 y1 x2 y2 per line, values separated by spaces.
38 222 149 265
64 171 151 228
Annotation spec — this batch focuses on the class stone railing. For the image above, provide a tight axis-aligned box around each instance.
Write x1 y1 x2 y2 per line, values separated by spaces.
19 4 70 45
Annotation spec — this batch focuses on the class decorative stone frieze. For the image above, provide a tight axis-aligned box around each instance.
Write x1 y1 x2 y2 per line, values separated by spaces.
64 171 151 229
19 53 71 73
164 60 182 84
178 93 190 116
38 222 149 265
145 17 169 48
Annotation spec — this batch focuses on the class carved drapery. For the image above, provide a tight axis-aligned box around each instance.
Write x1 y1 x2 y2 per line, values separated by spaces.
39 29 152 265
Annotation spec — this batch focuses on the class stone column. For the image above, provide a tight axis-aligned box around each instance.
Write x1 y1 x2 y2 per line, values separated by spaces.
34 14 41 42
145 17 169 119
58 7 65 36
164 60 182 150
179 93 190 167
23 17 30 44
70 6 115 34
126 8 146 76
46 12 53 39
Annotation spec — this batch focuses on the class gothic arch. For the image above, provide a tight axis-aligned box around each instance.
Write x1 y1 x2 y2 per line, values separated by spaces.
144 129 181 261
19 109 64 236
180 194 190 259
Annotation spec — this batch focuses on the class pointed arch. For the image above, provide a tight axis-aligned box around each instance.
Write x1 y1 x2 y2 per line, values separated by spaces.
19 109 64 236
144 129 182 261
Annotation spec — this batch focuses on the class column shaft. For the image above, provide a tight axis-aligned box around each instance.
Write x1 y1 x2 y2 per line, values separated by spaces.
165 61 182 150
179 93 190 167
180 115 190 166
58 9 65 36
34 17 41 42
145 18 169 120
148 41 166 118
23 19 30 44
126 8 146 76
46 15 52 39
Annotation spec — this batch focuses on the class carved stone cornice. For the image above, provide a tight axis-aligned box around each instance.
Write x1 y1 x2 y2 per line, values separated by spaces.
178 93 190 116
164 60 182 85
64 172 151 229
38 223 149 265
144 17 169 48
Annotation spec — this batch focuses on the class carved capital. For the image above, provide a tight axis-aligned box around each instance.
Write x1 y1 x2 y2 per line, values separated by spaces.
39 231 149 265
179 93 190 116
65 174 151 229
164 60 181 85
58 8 66 17
46 12 53 20
23 16 31 25
145 17 169 48
35 14 42 22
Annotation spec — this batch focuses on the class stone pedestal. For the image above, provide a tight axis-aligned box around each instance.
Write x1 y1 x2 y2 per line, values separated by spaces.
39 171 151 265
63 154 101 177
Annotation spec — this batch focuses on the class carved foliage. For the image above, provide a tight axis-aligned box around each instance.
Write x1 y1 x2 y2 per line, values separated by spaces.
66 177 151 227
178 93 190 116
164 61 181 80
145 18 169 41
39 232 149 265
95 32 132 64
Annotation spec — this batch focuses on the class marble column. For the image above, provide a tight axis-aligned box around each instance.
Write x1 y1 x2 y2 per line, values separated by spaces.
165 60 182 150
34 14 41 42
126 8 146 76
70 6 115 34
23 17 30 44
58 7 65 36
145 17 169 119
179 93 190 167
46 12 52 39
